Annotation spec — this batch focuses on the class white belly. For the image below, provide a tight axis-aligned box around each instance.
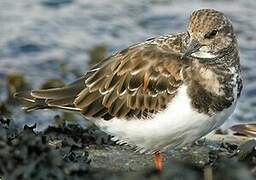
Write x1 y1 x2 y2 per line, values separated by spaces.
95 85 236 154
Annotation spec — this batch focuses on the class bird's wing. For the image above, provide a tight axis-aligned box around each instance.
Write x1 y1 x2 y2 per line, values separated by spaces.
74 41 184 120
18 36 187 119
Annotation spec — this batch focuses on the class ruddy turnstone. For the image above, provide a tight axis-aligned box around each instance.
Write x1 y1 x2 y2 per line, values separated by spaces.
16 9 242 171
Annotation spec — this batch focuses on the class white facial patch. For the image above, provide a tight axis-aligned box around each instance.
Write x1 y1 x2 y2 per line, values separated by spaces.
191 46 217 58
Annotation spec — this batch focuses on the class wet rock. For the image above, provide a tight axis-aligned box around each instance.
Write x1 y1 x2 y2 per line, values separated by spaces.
237 139 256 161
0 116 11 128
0 120 90 180
213 159 254 180
88 140 255 179
1 117 256 179
44 124 114 148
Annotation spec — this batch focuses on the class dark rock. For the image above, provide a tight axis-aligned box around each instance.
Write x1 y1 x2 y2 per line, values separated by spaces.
213 159 254 180
237 139 256 161
0 120 90 180
44 123 114 147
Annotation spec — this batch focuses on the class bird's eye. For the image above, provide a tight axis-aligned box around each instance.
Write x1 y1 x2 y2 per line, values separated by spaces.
204 29 218 39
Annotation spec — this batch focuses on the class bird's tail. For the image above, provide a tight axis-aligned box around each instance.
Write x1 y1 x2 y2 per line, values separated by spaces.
14 76 87 112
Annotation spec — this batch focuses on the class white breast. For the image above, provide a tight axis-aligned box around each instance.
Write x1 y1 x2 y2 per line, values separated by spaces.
95 85 236 154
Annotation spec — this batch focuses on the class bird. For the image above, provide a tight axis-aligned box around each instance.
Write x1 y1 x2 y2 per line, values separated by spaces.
15 9 243 171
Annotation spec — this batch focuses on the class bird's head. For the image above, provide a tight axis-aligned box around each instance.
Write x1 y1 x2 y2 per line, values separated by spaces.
182 9 236 59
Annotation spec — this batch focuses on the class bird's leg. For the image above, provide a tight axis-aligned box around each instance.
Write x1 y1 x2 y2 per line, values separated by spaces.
154 151 162 171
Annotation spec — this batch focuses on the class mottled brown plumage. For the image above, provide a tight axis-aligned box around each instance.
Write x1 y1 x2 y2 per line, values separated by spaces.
27 40 185 119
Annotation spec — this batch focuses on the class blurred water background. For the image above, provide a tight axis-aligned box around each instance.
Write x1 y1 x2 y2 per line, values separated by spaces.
0 0 255 130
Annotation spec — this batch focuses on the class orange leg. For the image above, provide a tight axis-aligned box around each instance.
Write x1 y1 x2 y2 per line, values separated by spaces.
154 151 163 171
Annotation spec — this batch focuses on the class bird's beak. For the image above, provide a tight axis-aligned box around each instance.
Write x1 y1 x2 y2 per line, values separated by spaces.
181 39 201 59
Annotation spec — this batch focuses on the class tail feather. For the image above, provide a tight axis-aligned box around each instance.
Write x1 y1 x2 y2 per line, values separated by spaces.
31 86 81 99
14 76 87 112
23 104 81 112
14 91 36 103
31 76 86 99
47 96 77 106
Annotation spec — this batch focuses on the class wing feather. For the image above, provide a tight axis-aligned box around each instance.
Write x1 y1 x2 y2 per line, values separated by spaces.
16 36 186 120
79 43 185 120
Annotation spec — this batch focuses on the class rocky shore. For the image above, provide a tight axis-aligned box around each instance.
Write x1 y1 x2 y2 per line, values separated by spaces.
0 115 255 180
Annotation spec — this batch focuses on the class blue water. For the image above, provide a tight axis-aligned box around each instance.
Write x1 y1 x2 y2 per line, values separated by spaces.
0 0 256 130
